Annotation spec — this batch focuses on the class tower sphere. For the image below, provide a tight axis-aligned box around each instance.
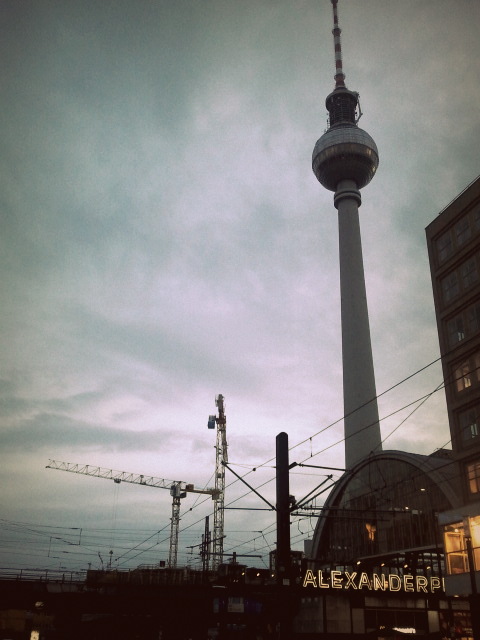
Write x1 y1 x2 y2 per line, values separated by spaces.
312 124 379 192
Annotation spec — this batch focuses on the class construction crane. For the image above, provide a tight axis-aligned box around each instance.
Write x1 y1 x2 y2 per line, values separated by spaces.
46 459 218 569
207 393 228 571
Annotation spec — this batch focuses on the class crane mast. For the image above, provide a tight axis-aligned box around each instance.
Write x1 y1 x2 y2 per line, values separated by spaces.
208 394 228 571
46 459 217 569
168 482 185 569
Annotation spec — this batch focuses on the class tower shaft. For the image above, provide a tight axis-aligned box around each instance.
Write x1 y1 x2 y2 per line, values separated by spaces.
312 0 381 470
336 181 381 468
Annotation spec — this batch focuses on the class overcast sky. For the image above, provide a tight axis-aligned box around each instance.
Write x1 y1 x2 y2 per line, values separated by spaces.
1 0 479 575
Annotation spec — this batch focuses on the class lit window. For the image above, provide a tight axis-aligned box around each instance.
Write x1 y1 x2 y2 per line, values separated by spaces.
442 272 459 303
444 517 480 574
443 522 468 574
468 462 480 494
365 523 376 542
455 361 472 392
437 231 453 262
461 256 478 289
448 315 465 345
470 516 480 569
455 217 471 246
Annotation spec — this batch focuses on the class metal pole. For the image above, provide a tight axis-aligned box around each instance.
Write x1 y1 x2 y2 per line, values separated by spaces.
276 432 294 640
276 432 291 586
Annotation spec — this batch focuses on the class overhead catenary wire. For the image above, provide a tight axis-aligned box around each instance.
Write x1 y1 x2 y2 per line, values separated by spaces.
6 353 459 572
89 370 453 568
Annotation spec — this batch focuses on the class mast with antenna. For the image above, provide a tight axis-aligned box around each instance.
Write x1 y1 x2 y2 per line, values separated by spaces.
331 0 345 89
312 0 381 469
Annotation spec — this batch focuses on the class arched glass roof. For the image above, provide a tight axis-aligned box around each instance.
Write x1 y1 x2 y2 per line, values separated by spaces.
310 450 461 567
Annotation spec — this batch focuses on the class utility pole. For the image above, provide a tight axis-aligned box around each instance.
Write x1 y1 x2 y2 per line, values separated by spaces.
276 432 293 640
201 515 211 572
276 432 291 585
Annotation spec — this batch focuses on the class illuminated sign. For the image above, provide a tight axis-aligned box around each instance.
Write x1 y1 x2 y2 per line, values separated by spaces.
302 569 444 594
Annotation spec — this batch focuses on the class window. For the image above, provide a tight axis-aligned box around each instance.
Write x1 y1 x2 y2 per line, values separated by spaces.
468 462 480 494
455 217 471 246
455 361 472 392
443 522 468 573
459 407 479 442
442 272 459 303
471 516 480 569
444 517 480 574
448 305 480 345
454 352 480 393
467 303 480 335
437 231 453 263
461 256 478 289
448 315 465 345
365 522 376 542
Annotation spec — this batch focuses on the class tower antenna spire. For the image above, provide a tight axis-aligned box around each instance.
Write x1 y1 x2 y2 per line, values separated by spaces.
331 0 346 89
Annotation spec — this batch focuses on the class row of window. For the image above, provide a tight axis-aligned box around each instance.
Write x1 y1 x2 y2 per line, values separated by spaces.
447 301 480 347
441 252 479 304
453 351 480 394
436 205 480 264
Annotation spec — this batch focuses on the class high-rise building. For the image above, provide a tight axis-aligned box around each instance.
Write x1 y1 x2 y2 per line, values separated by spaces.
426 175 480 596
426 176 480 500
311 0 381 469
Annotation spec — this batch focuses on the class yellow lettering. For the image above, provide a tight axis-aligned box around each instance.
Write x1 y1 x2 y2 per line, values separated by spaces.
373 573 387 591
388 574 402 591
430 577 442 593
303 569 442 593
358 572 372 590
331 570 343 588
344 572 358 589
415 576 428 593
318 570 330 588
403 575 414 592
302 569 317 588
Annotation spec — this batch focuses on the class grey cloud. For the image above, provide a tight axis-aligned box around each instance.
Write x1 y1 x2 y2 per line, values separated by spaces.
0 412 165 454
0 0 479 571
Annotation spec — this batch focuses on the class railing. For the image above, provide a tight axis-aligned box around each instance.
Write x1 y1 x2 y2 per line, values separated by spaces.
0 567 87 583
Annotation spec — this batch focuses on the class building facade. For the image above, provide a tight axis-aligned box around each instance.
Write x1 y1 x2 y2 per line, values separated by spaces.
426 176 480 503
426 175 480 598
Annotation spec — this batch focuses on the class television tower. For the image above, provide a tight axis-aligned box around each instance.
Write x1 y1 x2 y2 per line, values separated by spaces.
312 0 381 469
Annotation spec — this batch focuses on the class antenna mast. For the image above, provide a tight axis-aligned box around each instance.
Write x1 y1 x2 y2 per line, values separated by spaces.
331 0 345 89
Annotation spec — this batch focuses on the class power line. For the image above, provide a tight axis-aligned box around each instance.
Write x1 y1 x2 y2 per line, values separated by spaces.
8 353 456 572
